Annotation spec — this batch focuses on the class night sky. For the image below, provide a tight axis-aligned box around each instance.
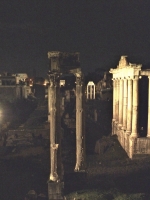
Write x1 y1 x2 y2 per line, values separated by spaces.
0 0 150 77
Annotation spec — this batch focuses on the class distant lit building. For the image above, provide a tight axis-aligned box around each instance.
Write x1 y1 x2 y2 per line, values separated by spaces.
60 80 65 87
16 73 28 84
0 72 32 101
86 81 95 99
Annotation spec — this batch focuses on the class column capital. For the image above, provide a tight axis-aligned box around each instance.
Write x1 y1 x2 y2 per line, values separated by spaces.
133 75 139 80
127 76 133 80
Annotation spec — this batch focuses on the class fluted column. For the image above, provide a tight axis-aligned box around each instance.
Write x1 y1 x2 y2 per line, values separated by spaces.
75 73 86 172
130 76 139 137
147 76 150 137
118 78 123 126
126 78 133 134
123 78 128 130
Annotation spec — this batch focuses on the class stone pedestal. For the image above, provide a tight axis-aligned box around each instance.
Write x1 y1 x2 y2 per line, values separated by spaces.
129 136 137 159
48 181 64 200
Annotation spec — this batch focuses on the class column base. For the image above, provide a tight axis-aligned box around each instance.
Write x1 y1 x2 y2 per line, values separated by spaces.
130 132 138 138
126 131 131 136
74 162 86 172
48 181 64 200
118 123 123 129
121 126 126 131
129 136 137 159
74 166 86 172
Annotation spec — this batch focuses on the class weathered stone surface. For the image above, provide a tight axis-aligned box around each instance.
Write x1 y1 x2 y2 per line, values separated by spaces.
110 56 150 159
48 181 64 200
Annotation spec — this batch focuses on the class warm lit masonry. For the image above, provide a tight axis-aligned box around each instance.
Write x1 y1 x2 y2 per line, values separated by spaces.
110 56 150 159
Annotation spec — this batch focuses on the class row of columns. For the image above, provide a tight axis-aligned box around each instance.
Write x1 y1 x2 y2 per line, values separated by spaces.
112 76 140 138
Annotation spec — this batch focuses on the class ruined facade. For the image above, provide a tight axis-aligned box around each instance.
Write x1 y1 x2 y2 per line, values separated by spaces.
110 56 150 159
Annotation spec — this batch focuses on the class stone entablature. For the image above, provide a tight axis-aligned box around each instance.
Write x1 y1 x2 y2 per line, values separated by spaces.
110 55 150 159
110 56 142 79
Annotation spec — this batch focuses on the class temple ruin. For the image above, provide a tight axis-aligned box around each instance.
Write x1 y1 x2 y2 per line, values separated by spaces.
110 56 150 159
47 51 86 199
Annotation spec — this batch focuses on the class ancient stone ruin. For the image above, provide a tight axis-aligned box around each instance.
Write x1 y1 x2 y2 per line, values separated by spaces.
47 51 86 199
110 56 150 159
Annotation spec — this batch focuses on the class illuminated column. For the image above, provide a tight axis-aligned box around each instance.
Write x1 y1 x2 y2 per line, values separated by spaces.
126 78 133 134
123 78 128 130
113 79 116 120
131 76 139 137
75 73 86 172
93 84 95 99
147 76 150 137
86 84 89 99
48 84 51 122
118 78 123 126
115 79 119 122
49 74 62 181
112 78 116 134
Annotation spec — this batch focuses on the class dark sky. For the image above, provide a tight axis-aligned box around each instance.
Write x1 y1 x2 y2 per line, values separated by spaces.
0 0 150 77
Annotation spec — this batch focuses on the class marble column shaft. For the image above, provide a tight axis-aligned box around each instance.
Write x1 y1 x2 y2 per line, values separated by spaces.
115 79 119 122
113 79 116 120
49 76 62 181
119 79 123 126
123 78 128 129
112 79 116 135
126 78 133 134
75 75 86 172
131 76 139 137
48 85 51 121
